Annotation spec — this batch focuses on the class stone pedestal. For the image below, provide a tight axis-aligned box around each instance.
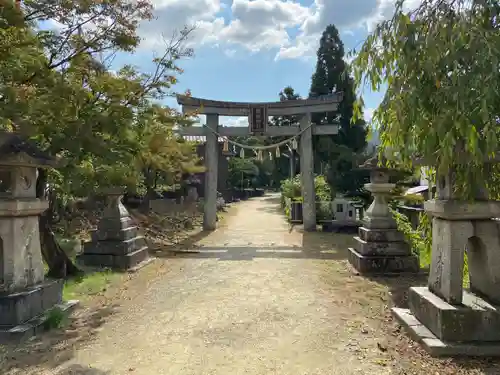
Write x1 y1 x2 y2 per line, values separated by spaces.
78 191 152 271
393 171 500 356
0 133 78 342
348 159 418 274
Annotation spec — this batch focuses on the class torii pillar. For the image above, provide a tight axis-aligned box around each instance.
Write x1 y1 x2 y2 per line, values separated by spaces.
176 94 343 231
300 113 316 231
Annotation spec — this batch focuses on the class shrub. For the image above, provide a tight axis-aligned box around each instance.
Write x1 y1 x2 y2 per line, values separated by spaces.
280 174 332 202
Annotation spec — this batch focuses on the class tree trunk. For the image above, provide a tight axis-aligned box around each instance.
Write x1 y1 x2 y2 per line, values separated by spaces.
36 169 81 278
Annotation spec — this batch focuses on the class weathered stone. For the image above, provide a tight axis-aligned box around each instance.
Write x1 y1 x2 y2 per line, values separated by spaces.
91 226 138 242
354 236 410 256
348 163 417 275
300 113 316 232
83 235 146 256
0 279 63 328
78 246 149 271
427 218 472 304
467 220 500 304
424 199 500 221
0 132 77 343
204 114 219 231
393 306 500 357
408 287 500 342
358 227 405 242
79 191 151 271
348 248 419 274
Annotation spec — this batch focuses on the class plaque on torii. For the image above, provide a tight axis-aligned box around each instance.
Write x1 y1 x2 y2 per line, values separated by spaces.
248 105 268 135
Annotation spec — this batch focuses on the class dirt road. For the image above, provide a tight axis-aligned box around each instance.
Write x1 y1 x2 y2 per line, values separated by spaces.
2 194 497 374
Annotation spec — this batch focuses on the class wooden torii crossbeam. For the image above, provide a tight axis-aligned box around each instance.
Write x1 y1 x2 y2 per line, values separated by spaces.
176 94 343 231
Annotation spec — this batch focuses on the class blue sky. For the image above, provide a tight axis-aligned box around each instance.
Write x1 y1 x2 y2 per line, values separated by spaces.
112 0 421 127
47 0 421 127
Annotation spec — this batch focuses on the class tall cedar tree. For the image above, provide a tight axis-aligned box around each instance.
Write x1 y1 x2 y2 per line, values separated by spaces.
309 24 368 195
268 86 300 185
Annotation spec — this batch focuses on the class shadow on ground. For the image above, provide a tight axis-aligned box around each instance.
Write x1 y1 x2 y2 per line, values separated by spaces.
0 304 119 375
365 272 500 373
153 228 355 261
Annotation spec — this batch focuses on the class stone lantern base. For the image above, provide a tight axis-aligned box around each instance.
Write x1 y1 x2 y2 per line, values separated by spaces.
0 279 78 342
393 287 500 357
348 226 419 274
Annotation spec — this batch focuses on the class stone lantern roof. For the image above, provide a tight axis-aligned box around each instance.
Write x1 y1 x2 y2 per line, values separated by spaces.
0 132 58 168
359 154 390 171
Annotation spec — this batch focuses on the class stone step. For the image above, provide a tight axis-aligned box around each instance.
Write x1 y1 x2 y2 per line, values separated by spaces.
348 247 419 274
0 300 79 344
408 286 500 343
0 279 64 329
91 226 139 242
353 236 411 256
77 246 150 271
82 236 147 256
358 227 405 243
97 216 136 233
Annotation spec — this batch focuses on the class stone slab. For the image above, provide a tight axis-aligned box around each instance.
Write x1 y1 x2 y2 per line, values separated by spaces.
408 286 500 342
0 279 63 328
428 218 471 304
424 199 500 220
353 236 410 256
97 216 135 233
348 247 419 274
392 307 500 357
0 300 79 344
91 226 138 242
77 246 150 271
358 227 405 242
362 216 397 230
82 236 147 256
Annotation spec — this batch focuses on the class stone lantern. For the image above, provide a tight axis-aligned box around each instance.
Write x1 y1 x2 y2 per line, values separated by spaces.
78 188 152 271
348 154 419 274
393 159 500 356
0 133 77 341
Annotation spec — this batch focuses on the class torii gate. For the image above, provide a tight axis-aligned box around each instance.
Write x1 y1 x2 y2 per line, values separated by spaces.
176 94 343 232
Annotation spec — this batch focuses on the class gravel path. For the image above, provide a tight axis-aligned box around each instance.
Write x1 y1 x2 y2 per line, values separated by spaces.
3 194 497 374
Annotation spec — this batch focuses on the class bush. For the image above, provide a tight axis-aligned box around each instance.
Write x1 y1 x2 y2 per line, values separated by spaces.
280 174 332 202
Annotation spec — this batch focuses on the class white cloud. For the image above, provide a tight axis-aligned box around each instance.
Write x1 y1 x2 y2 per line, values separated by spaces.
139 0 423 59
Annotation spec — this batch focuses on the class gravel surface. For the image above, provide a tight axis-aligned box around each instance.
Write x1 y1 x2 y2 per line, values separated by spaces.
1 194 499 375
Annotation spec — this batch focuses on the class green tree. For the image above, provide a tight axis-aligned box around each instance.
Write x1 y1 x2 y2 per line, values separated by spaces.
268 86 300 186
0 0 197 277
228 157 259 189
352 0 500 198
310 24 368 196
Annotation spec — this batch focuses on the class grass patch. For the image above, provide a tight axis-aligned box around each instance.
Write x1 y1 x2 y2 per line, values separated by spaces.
63 270 121 301
43 306 68 330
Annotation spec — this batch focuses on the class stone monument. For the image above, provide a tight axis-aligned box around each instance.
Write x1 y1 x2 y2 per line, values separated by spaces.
78 189 152 271
348 155 419 274
0 133 77 342
393 164 500 356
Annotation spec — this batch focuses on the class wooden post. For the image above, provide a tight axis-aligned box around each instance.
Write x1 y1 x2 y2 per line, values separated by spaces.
204 114 219 230
300 113 316 231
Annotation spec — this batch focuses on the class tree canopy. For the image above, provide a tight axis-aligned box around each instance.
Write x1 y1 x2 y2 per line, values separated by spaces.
352 0 500 198
0 0 200 276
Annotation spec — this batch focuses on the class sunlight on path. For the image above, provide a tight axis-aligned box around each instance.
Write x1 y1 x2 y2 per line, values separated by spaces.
17 193 395 375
